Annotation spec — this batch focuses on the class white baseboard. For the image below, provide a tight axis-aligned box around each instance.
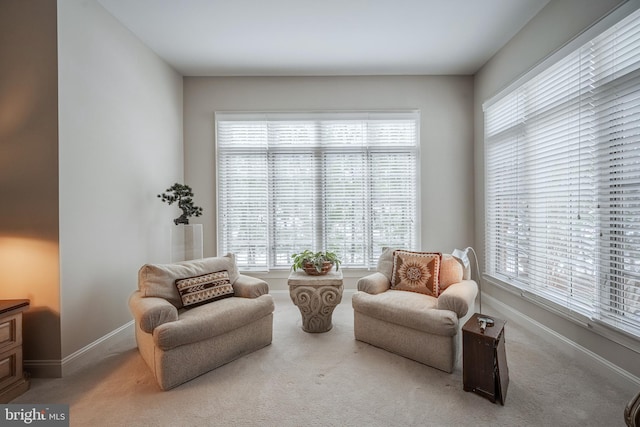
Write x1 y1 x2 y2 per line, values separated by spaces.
484 293 640 391
25 321 135 378
60 320 135 377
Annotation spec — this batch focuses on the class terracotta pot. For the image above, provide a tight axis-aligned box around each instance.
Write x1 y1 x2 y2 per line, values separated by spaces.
303 261 333 275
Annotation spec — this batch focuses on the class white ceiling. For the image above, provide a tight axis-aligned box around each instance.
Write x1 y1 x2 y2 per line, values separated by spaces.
97 0 550 76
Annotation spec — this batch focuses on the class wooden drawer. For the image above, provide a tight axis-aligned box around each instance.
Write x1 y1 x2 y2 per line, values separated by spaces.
0 300 29 403
0 313 22 353
0 346 22 392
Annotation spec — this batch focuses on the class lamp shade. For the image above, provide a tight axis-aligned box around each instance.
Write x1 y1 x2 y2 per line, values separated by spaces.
452 246 481 314
452 248 470 269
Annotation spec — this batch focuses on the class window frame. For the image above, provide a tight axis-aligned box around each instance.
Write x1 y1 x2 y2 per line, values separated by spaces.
215 110 421 272
483 5 640 343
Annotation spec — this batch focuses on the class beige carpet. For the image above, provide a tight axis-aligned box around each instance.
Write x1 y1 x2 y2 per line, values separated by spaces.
12 292 636 426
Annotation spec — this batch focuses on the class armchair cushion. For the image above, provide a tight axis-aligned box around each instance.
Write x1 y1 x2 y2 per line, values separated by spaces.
352 290 458 336
154 294 275 350
138 254 239 309
376 247 398 281
439 254 464 291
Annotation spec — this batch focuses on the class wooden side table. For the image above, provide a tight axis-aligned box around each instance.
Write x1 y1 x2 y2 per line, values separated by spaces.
288 270 343 333
462 313 509 405
0 299 30 403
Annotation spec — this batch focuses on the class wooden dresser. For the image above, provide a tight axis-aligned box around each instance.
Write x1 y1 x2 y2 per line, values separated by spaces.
0 299 30 403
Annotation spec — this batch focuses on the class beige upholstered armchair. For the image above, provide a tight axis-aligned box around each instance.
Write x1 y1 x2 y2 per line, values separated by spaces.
352 248 477 373
129 254 274 390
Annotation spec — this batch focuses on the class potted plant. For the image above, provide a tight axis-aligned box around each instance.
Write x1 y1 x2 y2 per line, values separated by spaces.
291 250 341 275
158 183 203 225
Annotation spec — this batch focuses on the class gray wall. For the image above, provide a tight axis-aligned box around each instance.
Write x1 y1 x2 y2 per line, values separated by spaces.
0 0 61 369
0 0 189 377
183 76 474 289
57 0 184 371
474 0 640 380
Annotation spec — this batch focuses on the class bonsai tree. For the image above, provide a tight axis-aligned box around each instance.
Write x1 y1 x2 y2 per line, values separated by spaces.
158 183 203 225
291 250 341 275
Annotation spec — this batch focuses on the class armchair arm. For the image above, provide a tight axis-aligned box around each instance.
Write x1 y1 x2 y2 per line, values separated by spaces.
357 272 391 295
233 274 269 298
128 291 178 334
437 280 478 319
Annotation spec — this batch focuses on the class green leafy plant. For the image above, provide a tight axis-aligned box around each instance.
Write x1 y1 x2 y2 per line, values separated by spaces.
158 183 203 225
291 250 341 274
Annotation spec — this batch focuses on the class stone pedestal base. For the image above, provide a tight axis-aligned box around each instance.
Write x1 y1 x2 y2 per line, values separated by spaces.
288 270 343 333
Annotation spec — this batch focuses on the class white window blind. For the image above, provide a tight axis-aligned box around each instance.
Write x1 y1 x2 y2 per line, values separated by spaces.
216 111 419 270
485 8 640 338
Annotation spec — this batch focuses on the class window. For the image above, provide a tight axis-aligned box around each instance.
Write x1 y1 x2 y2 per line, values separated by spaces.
484 9 640 338
216 111 419 271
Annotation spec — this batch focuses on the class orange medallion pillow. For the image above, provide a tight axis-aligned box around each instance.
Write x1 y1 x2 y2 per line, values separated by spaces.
391 250 442 297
